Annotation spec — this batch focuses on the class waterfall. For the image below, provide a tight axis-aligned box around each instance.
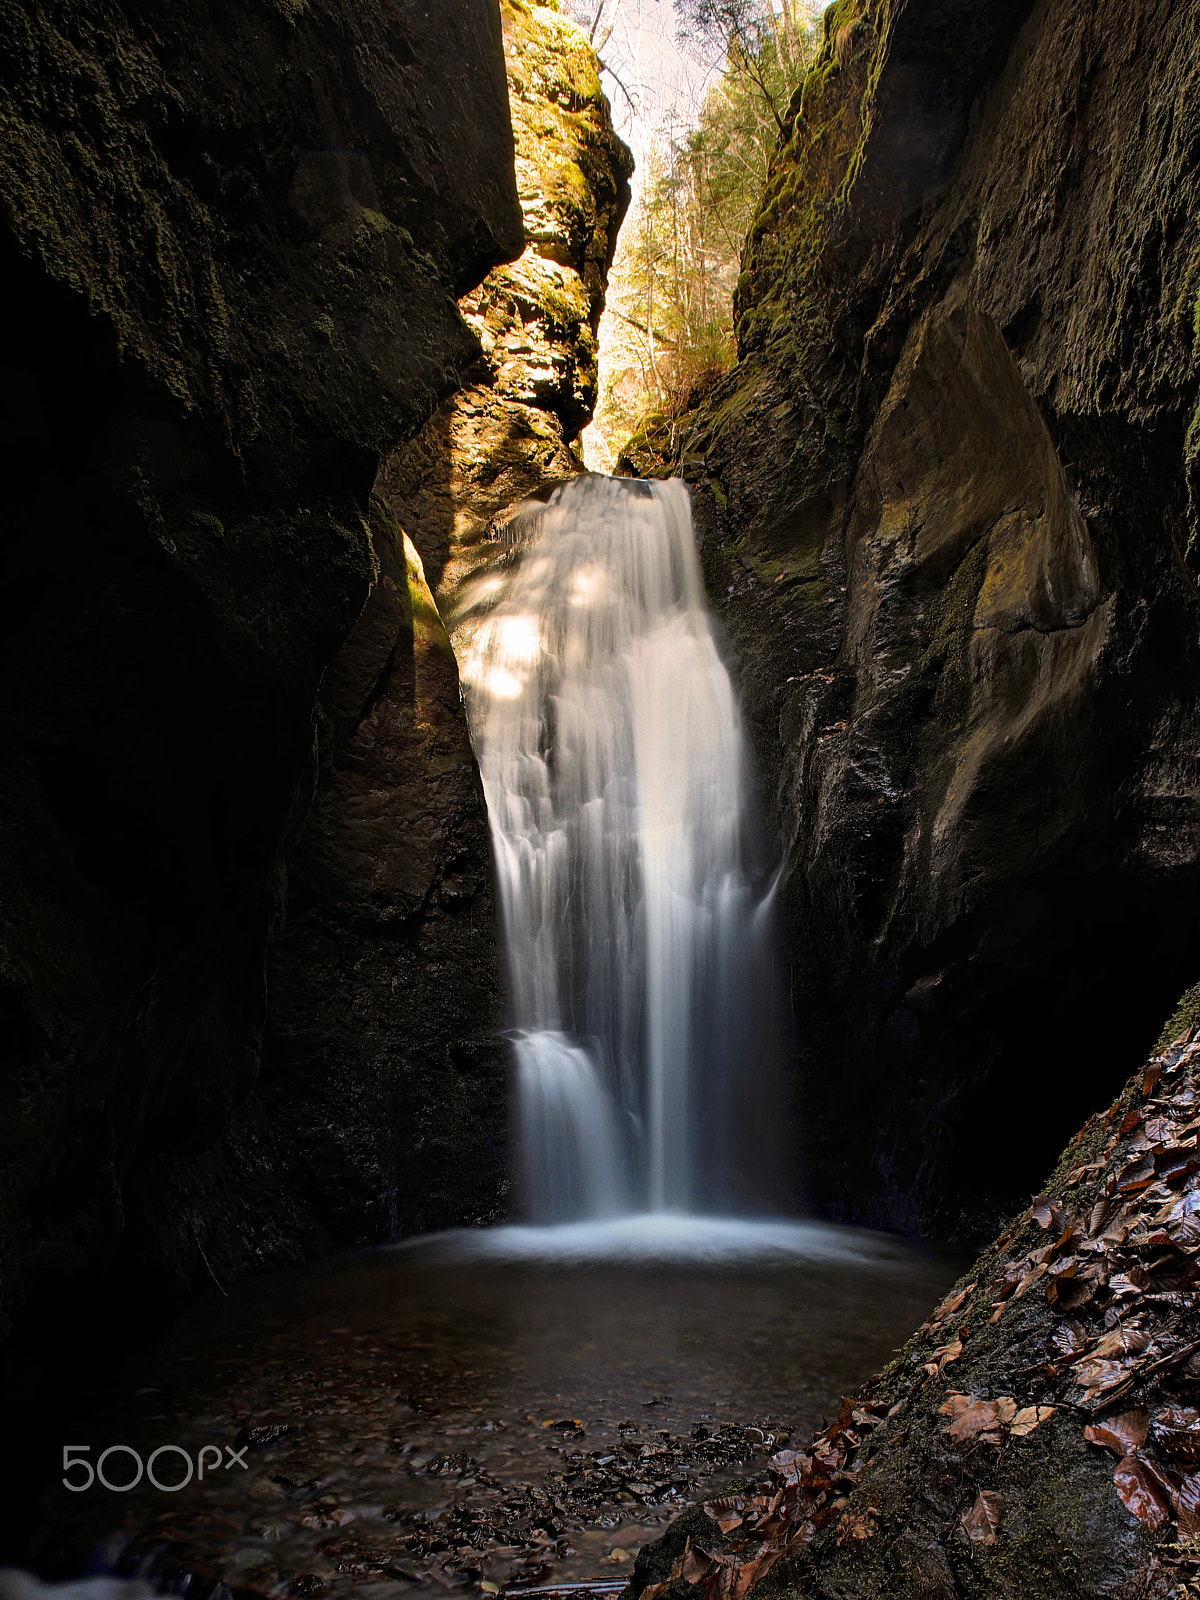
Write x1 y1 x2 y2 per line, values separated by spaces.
460 475 784 1223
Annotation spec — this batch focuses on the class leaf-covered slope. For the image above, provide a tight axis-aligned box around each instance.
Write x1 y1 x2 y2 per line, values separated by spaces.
624 1020 1200 1598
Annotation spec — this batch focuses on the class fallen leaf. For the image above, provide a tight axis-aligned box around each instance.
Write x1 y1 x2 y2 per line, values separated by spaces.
1172 1472 1200 1535
1108 1268 1151 1297
947 1398 1015 1444
1114 1454 1172 1531
1088 1197 1115 1237
704 1498 744 1533
1117 1158 1156 1193
1092 1326 1152 1361
678 1540 711 1583
1152 1405 1200 1462
1083 1410 1149 1455
1052 1319 1089 1357
1074 1358 1126 1392
1148 1118 1181 1145
1147 1258 1199 1294
1013 1263 1048 1299
1011 1406 1056 1437
938 1394 972 1420
961 1489 1003 1545
931 1340 963 1370
1064 1161 1106 1187
836 1506 880 1545
1051 1276 1098 1311
931 1284 976 1322
1144 1063 1165 1096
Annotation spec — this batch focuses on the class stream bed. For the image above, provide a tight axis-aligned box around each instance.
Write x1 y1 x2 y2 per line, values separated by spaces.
21 1220 962 1599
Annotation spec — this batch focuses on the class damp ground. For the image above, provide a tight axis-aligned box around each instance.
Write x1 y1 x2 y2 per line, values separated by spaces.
18 1219 962 1600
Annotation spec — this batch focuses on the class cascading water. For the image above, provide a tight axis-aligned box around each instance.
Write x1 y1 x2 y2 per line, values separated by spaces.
460 475 786 1225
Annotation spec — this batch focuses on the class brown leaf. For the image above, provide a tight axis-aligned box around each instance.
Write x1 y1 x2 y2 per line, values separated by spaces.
938 1393 972 1421
1013 1262 1048 1299
1118 1108 1143 1136
1147 1257 1199 1294
1088 1197 1115 1237
1172 1472 1200 1535
1074 1358 1127 1392
947 1399 1014 1444
1052 1318 1089 1358
836 1506 880 1546
1108 1268 1150 1297
994 1264 1024 1299
1064 1161 1106 1187
1113 1454 1172 1531
704 1499 745 1533
1084 1410 1149 1455
961 1489 1003 1545
1157 1152 1200 1186
930 1283 976 1322
1011 1406 1056 1437
1156 1192 1200 1233
1092 1325 1152 1361
1143 1063 1165 1097
1117 1158 1156 1193
1152 1405 1200 1463
1155 1403 1200 1429
1051 1276 1098 1311
670 1539 714 1586
931 1340 963 1370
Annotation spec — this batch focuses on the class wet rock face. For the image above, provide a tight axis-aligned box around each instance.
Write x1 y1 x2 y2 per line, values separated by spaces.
377 0 633 625
0 0 522 1336
261 505 510 1242
289 0 633 1238
672 0 1200 1234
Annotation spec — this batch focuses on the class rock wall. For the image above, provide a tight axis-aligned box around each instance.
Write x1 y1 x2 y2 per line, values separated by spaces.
378 0 633 630
0 0 523 1341
259 500 509 1244
632 0 1200 1237
261 0 632 1242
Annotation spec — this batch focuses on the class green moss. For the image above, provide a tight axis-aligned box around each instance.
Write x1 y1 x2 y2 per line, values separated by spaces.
0 5 232 411
1156 978 1200 1052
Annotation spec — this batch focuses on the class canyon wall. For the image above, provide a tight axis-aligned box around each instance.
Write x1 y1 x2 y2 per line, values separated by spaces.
261 0 633 1245
0 0 523 1339
379 0 632 635
630 0 1200 1237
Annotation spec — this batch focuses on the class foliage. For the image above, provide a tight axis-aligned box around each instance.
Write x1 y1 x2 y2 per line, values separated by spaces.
587 1 821 456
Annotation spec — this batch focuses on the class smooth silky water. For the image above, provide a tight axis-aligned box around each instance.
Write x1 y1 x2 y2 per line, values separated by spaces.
458 475 786 1222
7 480 964 1597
